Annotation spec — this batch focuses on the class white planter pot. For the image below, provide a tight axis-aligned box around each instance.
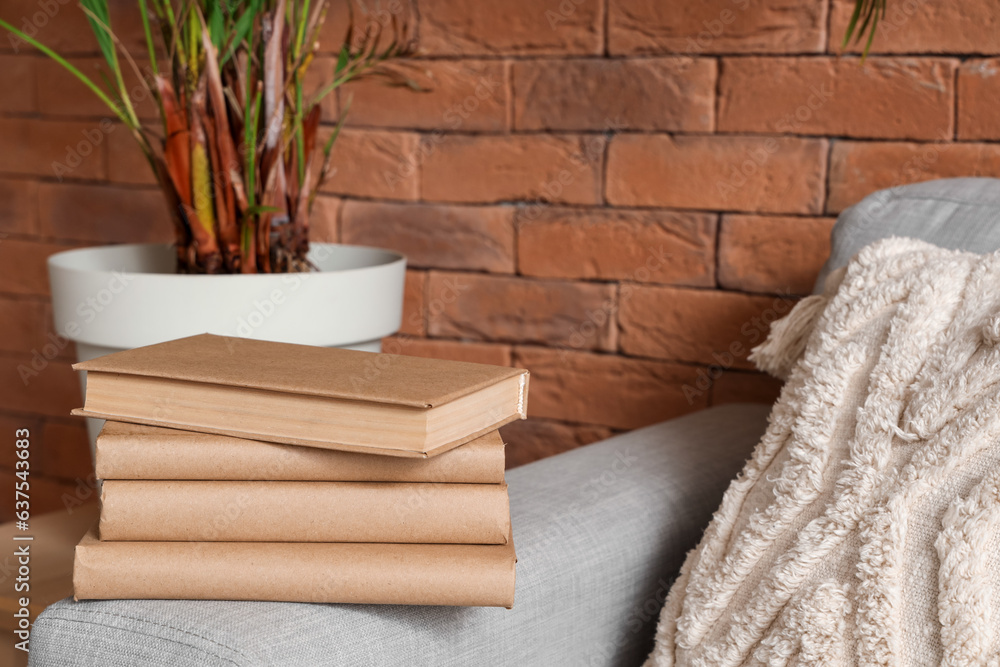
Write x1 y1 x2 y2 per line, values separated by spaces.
48 242 406 451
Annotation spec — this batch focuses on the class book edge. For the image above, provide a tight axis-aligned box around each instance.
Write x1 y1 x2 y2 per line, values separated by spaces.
76 336 529 409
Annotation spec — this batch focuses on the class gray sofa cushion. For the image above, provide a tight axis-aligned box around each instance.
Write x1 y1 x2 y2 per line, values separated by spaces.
29 404 771 667
816 177 1000 291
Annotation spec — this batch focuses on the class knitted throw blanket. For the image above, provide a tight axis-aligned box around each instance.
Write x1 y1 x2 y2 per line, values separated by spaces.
646 238 1000 666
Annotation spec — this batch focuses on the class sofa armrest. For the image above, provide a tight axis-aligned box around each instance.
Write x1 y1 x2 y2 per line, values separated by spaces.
815 177 1000 292
29 403 770 667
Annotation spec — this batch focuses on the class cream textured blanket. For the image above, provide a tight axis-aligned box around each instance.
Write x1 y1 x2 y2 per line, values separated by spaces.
646 238 1000 666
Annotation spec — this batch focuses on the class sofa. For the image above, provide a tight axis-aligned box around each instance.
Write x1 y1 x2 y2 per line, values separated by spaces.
28 178 1000 666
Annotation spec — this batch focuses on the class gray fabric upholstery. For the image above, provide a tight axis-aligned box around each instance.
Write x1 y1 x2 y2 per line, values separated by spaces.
815 177 1000 292
29 404 770 667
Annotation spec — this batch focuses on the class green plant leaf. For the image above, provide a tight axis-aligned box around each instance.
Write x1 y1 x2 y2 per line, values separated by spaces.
843 0 885 60
0 18 131 126
207 0 224 51
136 0 159 77
79 0 116 71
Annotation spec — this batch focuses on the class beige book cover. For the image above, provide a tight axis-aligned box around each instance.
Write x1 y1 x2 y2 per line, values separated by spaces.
74 527 516 607
73 334 529 458
99 480 511 544
96 422 507 483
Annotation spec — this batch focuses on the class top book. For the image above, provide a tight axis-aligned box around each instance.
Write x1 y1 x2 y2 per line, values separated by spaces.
73 334 529 458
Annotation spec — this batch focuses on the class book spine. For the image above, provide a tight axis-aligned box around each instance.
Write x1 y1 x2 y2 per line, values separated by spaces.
99 481 511 545
74 531 516 608
95 430 506 483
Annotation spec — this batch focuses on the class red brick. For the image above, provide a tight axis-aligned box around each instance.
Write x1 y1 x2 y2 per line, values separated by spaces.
513 346 708 430
319 129 421 200
418 0 602 56
315 0 351 52
517 207 716 287
609 0 826 55
309 196 341 243
302 56 340 122
0 178 39 235
383 337 512 367
36 56 158 119
342 201 514 273
400 270 425 337
38 419 92 479
0 0 148 56
619 286 795 368
607 134 826 214
422 135 603 205
719 57 956 140
38 183 173 244
829 0 1000 54
343 59 508 132
317 0 415 55
958 60 1000 140
827 142 1000 213
427 272 617 351
106 124 157 186
711 370 784 407
0 353 80 418
719 215 835 294
42 302 76 361
0 117 108 181
0 55 35 112
500 418 613 468
512 58 715 132
0 297 49 355
0 238 76 297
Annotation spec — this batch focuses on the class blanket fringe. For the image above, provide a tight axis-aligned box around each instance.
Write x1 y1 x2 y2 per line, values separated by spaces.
749 267 846 380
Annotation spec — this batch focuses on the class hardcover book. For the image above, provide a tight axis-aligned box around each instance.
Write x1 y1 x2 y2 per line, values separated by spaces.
99 480 511 544
73 334 529 457
74 527 517 607
96 422 507 483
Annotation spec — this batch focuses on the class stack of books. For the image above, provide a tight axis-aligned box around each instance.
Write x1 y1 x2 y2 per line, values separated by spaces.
70 334 529 608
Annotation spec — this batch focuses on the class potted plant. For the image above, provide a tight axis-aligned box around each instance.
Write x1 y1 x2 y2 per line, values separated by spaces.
1 0 415 445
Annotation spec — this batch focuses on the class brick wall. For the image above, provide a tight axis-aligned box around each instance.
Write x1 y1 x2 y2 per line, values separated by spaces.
2 0 997 518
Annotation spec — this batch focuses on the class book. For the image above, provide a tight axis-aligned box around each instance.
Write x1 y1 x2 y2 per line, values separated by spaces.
96 422 507 483
73 334 529 458
74 527 516 607
99 480 511 544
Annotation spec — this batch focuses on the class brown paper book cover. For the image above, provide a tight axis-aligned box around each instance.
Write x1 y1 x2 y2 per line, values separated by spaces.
99 480 511 544
96 422 507 483
74 526 516 607
73 334 529 458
